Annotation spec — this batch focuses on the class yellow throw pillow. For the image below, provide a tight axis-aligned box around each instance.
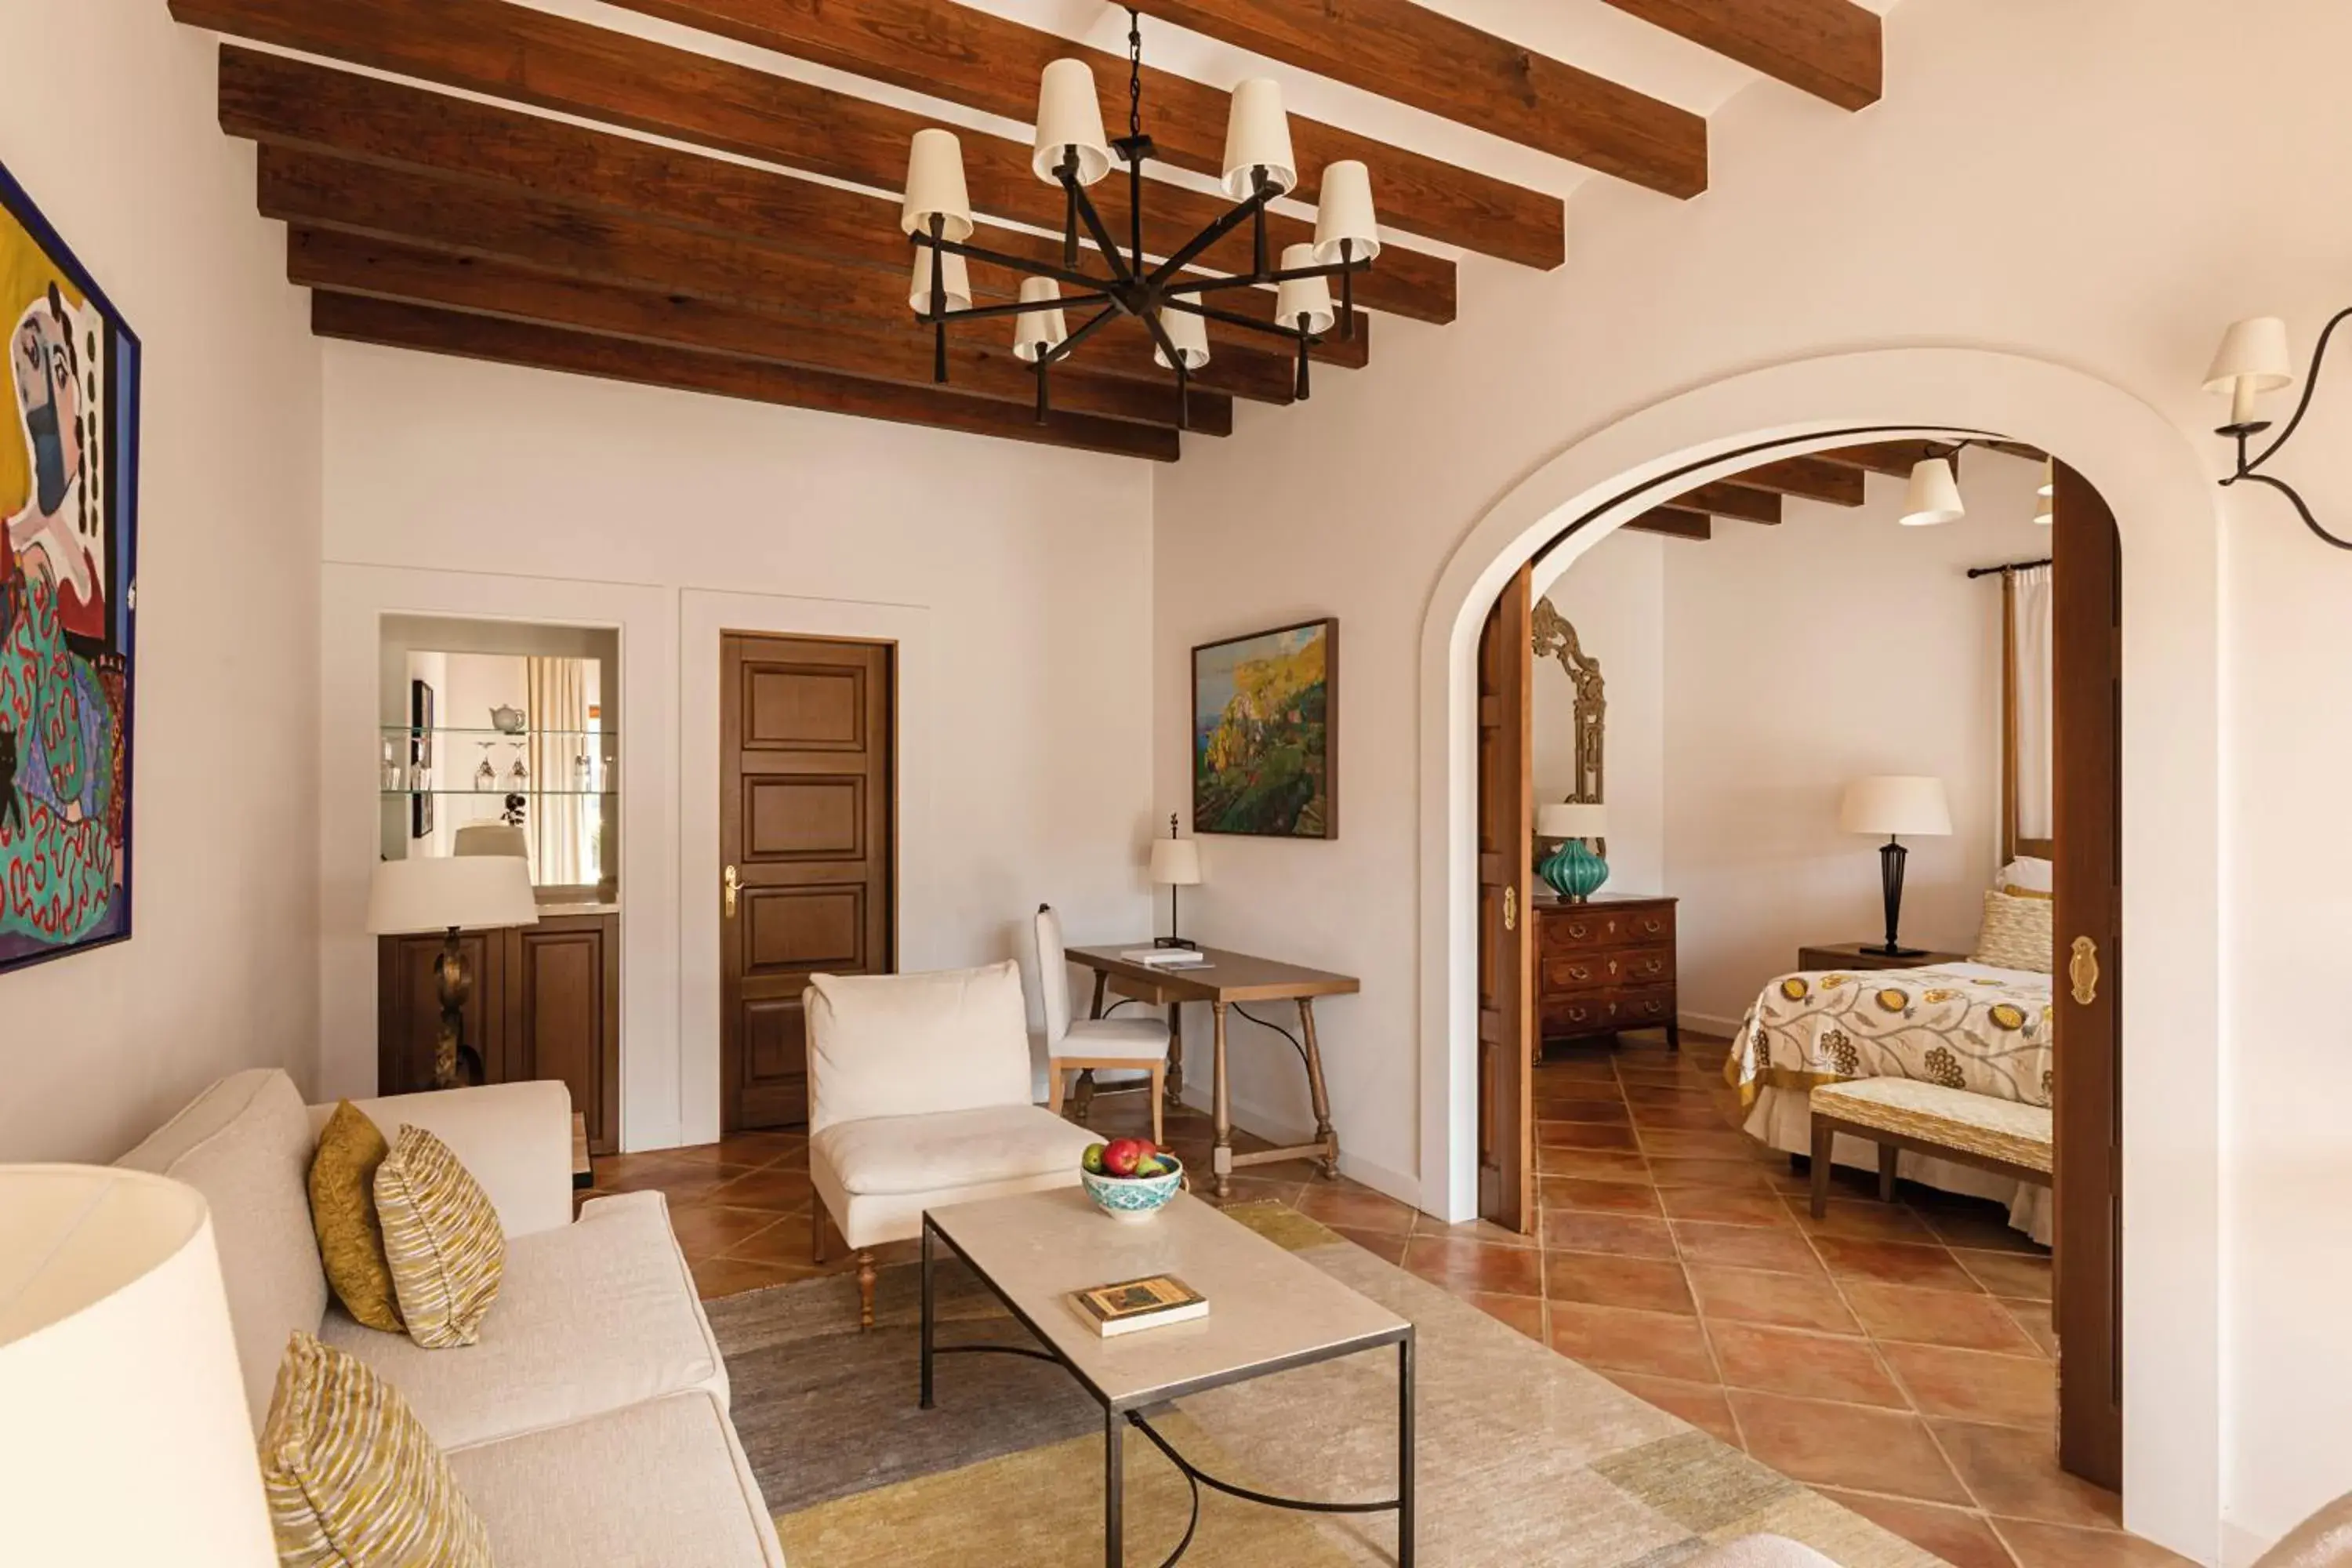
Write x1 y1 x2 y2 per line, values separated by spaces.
374 1125 506 1349
1972 887 2054 973
308 1102 404 1334
2002 883 2054 901
260 1331 493 1568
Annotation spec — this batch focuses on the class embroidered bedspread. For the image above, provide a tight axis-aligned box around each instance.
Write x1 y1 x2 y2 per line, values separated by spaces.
1726 963 2054 1110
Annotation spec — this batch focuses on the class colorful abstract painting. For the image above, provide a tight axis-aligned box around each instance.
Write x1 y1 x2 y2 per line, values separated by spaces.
1192 618 1335 839
0 161 139 975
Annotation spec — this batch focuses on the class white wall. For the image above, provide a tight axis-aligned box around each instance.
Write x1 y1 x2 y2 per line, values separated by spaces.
0 2 321 1161
1530 528 1664 895
319 344 1156 1149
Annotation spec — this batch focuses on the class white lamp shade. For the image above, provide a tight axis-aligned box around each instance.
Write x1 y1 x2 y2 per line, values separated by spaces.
900 128 975 242
2202 315 2293 396
0 1166 277 1566
1537 802 1606 839
1311 159 1381 265
909 245 973 316
1152 306 1210 369
1012 276 1069 362
2038 457 2054 499
1031 59 1112 187
1149 837 1203 886
1840 775 1953 837
1273 243 1334 335
367 854 541 935
1899 456 1965 527
1220 78 1298 199
2034 499 2053 527
454 822 530 858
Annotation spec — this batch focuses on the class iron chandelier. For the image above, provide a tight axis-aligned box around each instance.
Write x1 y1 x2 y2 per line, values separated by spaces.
897 9 1381 429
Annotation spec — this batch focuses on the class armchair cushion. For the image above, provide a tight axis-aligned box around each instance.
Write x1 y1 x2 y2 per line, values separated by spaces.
811 1103 1098 1250
1056 1017 1171 1062
806 961 1033 1131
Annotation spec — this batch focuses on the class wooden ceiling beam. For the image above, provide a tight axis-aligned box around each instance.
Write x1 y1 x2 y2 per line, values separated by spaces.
1623 506 1711 541
313 292 1181 460
1732 456 1866 506
1121 0 1705 195
1671 481 1781 524
602 0 1563 267
1595 0 1881 111
1811 439 1945 477
169 0 1457 323
289 228 1232 434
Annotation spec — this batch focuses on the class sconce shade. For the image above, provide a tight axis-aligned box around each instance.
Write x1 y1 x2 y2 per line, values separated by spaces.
1899 456 1965 527
367 854 540 935
1152 306 1211 369
1220 78 1298 199
1840 775 1953 837
2202 316 2294 396
1273 243 1334 335
1032 60 1112 187
909 246 973 316
1012 276 1069 362
1537 802 1606 839
1311 160 1381 265
1149 838 1202 887
899 128 975 242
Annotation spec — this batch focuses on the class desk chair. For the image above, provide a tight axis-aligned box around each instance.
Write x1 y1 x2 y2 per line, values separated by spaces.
1034 905 1171 1145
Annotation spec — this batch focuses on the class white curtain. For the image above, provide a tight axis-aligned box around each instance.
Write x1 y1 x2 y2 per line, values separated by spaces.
528 658 590 885
2010 564 2055 843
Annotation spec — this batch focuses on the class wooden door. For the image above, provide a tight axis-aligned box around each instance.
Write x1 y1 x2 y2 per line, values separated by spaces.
2052 462 2124 1489
720 633 896 1131
1475 563 1536 1232
509 915 622 1155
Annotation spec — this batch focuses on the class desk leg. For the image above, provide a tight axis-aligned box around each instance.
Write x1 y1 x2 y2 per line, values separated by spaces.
1105 1405 1124 1568
1298 998 1339 1181
1210 1000 1232 1200
1089 971 1108 1020
1166 1002 1185 1102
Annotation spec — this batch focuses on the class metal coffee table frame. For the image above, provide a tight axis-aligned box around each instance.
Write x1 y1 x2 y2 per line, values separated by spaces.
920 1215 1415 1567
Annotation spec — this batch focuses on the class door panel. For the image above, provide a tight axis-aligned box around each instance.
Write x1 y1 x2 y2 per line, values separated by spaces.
2053 462 2124 1490
511 917 621 1156
1475 563 1535 1232
721 634 896 1131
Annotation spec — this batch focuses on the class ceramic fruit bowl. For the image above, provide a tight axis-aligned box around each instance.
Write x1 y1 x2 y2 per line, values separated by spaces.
1080 1157 1185 1221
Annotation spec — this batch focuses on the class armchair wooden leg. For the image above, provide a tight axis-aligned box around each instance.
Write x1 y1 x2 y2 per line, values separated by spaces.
1047 1062 1066 1116
1150 1065 1164 1145
856 1250 877 1331
811 1203 828 1265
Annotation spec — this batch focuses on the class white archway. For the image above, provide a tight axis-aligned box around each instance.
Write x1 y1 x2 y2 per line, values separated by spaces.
1413 349 2222 1559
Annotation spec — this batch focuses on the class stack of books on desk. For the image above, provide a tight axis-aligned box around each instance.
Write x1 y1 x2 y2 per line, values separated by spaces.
1120 947 1209 967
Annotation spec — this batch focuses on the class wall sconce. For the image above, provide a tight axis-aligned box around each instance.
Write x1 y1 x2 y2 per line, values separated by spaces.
2205 313 2352 551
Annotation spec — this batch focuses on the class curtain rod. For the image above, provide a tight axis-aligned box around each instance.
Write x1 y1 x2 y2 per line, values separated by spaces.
1966 555 2053 579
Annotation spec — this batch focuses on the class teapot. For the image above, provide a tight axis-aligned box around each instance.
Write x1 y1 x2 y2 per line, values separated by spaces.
489 704 527 735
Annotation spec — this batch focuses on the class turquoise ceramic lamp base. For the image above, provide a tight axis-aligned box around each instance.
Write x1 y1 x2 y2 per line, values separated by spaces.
1540 837 1610 902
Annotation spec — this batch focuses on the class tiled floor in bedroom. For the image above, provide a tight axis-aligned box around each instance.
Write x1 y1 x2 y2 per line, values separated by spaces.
581 1032 2186 1568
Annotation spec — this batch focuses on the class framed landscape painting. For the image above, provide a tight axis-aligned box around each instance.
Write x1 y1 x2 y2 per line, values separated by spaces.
0 159 140 975
1192 618 1335 839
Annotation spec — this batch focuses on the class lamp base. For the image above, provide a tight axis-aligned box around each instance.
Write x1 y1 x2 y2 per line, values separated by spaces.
1539 838 1610 903
1153 936 1200 950
1864 943 1929 959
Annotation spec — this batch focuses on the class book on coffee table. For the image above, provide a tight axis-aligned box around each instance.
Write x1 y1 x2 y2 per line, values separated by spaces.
1069 1274 1210 1338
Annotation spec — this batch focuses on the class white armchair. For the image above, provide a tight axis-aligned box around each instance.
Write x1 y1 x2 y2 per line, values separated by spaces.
804 960 1099 1328
1034 904 1172 1142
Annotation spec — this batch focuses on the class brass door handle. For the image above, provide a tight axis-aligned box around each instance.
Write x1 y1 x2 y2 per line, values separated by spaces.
724 864 739 920
1502 884 1518 931
2069 935 2100 1005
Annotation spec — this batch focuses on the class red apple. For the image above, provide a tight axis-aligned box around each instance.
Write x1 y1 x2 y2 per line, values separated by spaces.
1102 1138 1143 1178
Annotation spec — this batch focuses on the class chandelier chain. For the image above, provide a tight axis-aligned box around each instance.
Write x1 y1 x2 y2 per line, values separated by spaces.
1127 8 1144 142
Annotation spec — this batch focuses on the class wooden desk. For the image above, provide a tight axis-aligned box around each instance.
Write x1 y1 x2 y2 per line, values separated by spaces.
1064 946 1361 1199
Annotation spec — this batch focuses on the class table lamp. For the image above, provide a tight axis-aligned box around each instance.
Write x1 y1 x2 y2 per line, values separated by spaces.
1839 775 1952 956
368 854 540 1087
1148 812 1202 949
0 1165 277 1566
1536 801 1610 902
453 822 531 859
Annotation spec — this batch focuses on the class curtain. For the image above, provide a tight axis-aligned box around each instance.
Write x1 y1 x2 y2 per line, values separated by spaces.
528 657 590 885
2008 564 2055 847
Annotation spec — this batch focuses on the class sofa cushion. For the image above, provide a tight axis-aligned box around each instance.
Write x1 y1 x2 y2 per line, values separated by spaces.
309 1101 403 1332
376 1124 506 1348
807 961 1033 1131
321 1191 724 1452
811 1103 1098 1250
115 1068 328 1432
445 1391 785 1568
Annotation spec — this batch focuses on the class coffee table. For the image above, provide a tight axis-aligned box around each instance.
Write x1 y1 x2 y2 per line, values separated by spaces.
920 1187 1414 1566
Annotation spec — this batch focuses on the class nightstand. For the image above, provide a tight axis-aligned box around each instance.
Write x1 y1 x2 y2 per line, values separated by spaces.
1796 942 1970 972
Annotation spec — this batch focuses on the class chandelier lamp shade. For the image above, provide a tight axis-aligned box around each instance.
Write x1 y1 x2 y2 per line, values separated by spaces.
2204 313 2352 551
898 8 1379 431
1899 452 1966 527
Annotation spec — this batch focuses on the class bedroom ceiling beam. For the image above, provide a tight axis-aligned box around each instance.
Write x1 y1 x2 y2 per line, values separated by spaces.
1593 0 1881 111
169 0 1457 324
313 292 1184 460
289 227 1232 434
1670 481 1783 524
1731 456 1867 506
1120 0 1707 196
1622 506 1713 541
597 0 1565 269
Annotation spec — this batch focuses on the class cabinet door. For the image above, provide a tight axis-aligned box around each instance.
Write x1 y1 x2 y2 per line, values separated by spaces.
377 931 503 1096
510 916 620 1154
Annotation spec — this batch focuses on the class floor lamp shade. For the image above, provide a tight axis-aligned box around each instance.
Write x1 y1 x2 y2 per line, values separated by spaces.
366 854 541 935
0 1166 276 1566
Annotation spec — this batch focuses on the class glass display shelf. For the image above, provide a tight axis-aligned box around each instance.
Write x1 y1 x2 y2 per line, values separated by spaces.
384 725 615 739
380 789 619 798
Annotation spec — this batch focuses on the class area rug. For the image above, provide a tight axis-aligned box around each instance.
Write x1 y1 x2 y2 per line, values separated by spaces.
706 1203 1936 1567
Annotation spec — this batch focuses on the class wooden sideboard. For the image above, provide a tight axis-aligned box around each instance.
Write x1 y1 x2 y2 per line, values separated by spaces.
378 909 621 1154
1534 892 1679 1050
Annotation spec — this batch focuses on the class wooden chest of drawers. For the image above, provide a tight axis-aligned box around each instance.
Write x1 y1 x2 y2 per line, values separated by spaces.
1534 892 1679 1050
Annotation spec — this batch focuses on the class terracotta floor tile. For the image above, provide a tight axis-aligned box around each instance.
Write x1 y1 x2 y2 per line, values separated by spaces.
596 1159 750 1203
1881 1342 2055 1427
1957 1249 2056 1302
2005 1298 2060 1358
1819 1490 2020 1568
1659 1185 1799 1229
1547 1301 1719 1381
1915 1198 2048 1255
1327 1225 1410 1265
1403 1235 1546 1298
1647 1157 1779 1192
1706 1320 1906 1407
1537 1120 1642 1152
1540 1210 1679 1260
689 1254 806 1301
1540 1175 1664 1216
1791 1198 1942 1243
1813 1236 1985 1292
1621 1082 1722 1107
1726 1391 1971 1504
1465 1290 1548 1341
1631 1102 1745 1132
1673 1221 1824 1276
1602 1371 1743 1445
1990 1519 2198 1568
1537 1099 1634 1124
1687 1265 1861 1335
1842 1281 2042 1354
1637 1129 1762 1160
1292 1182 1418 1236
1544 1251 1695 1315
1534 1057 1622 1082
1414 1214 1539 1249
1933 1421 2120 1527
1534 1148 1653 1181
703 1165 815 1213
668 1203 789 1257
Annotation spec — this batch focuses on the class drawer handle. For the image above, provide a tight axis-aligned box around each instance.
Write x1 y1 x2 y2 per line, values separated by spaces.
1567 964 1592 982
1567 923 1588 940
1642 918 1662 934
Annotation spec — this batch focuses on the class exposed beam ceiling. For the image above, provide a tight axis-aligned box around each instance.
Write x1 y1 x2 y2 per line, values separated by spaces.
1812 439 1945 477
1669 481 1781 524
1624 506 1711 541
1595 0 1882 111
1733 456 1867 506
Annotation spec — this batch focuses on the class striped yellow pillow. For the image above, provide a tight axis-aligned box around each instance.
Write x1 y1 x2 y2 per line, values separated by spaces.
260 1331 492 1568
374 1125 506 1348
1972 887 2054 973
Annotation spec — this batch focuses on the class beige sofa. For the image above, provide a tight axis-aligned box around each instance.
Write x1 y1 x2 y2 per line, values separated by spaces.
117 1069 785 1568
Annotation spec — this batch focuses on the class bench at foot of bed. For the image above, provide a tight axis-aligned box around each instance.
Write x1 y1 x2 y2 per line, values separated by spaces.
1806 1078 2053 1217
